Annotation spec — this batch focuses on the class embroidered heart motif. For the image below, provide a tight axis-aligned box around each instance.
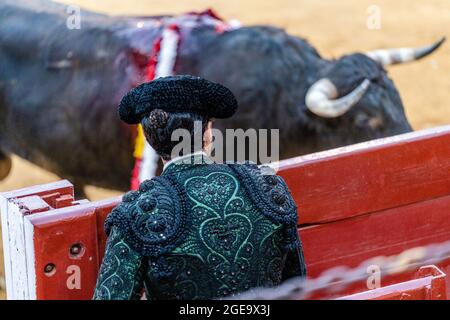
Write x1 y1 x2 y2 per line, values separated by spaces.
185 172 238 215
200 214 252 263
186 171 252 266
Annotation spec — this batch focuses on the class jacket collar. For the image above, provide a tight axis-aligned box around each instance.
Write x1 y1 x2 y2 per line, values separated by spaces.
162 151 214 174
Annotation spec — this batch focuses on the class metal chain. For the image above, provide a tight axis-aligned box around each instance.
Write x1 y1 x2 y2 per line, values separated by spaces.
233 240 450 300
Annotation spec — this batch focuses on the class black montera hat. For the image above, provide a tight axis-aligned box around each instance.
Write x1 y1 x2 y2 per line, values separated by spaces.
118 75 238 124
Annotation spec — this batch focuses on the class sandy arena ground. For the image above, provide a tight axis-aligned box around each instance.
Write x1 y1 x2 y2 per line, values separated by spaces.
1 0 449 299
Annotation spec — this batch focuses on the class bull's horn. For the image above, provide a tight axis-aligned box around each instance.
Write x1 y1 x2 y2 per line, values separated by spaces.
305 78 371 118
366 37 446 66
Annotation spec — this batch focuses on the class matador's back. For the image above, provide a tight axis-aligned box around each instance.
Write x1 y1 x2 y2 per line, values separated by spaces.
94 154 306 300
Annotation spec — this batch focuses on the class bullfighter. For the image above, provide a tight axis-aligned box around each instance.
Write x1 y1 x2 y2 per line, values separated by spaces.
93 75 306 299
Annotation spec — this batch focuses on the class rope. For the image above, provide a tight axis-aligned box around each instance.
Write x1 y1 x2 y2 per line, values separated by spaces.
233 240 450 299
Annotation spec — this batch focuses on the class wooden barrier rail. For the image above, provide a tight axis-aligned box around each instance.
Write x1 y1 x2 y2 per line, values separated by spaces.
237 264 447 300
277 125 450 225
1 125 450 299
338 266 447 300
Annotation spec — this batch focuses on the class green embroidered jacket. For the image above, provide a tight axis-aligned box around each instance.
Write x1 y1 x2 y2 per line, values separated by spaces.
93 154 306 300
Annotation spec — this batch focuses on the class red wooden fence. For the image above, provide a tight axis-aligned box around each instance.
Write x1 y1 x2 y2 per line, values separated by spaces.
338 265 447 300
1 125 450 299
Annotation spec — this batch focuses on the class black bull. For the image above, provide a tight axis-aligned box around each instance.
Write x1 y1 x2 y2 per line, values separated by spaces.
0 0 444 193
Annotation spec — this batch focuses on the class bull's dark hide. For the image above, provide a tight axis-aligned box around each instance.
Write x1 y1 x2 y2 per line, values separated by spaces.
0 0 414 192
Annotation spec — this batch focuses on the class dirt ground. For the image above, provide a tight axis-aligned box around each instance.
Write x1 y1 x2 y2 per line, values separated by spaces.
1 0 449 299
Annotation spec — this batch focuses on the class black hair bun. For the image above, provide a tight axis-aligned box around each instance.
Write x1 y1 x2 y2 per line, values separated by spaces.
118 75 238 124
148 109 168 129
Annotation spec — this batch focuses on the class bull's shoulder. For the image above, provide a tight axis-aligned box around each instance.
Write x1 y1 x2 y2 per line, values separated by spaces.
0 2 133 65
105 176 190 258
228 162 298 226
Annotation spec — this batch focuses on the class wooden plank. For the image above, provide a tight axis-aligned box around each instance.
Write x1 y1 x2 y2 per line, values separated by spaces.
337 265 447 300
0 198 29 299
94 203 120 263
0 180 73 201
277 125 450 225
25 197 121 300
16 196 51 214
300 194 450 296
0 194 13 298
30 208 98 300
